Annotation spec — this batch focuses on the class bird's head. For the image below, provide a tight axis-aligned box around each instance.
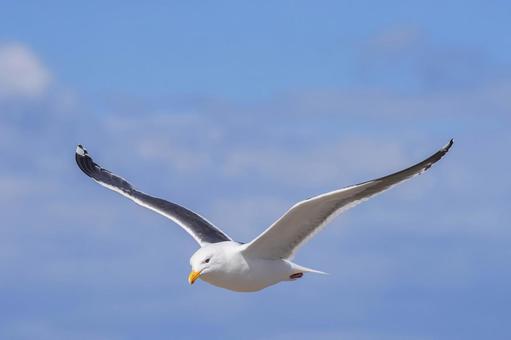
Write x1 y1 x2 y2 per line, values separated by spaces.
188 246 220 285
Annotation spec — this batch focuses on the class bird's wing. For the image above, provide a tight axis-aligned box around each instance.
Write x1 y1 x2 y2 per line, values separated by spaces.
242 140 453 260
75 145 232 246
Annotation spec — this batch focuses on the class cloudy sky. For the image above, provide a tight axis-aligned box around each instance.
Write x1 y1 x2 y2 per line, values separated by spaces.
0 1 510 339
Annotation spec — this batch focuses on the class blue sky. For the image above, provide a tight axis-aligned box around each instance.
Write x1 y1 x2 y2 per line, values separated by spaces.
0 1 510 339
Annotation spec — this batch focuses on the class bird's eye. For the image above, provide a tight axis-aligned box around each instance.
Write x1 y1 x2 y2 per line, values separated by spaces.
205 258 210 264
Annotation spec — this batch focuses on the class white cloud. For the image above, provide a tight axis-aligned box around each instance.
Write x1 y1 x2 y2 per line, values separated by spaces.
136 136 213 172
208 196 291 240
0 174 52 203
0 42 52 99
222 137 408 187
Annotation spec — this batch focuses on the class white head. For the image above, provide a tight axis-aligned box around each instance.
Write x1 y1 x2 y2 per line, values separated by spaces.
188 244 224 285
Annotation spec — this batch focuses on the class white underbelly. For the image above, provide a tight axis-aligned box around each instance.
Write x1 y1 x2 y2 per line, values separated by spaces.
201 258 292 292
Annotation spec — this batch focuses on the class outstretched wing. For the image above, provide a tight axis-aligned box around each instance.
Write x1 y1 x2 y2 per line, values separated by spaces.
243 140 453 260
75 145 232 246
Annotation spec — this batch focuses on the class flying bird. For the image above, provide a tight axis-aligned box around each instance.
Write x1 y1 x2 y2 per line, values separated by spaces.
75 139 453 292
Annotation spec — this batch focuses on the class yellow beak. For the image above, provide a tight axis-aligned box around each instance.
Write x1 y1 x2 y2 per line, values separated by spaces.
188 270 201 285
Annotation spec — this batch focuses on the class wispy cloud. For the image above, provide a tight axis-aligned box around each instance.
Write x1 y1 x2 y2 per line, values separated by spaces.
0 43 52 100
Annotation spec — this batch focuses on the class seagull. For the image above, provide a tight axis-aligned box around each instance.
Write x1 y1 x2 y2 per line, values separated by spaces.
75 139 453 292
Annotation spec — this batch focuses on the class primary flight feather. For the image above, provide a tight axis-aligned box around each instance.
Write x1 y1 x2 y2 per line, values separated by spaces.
75 139 453 292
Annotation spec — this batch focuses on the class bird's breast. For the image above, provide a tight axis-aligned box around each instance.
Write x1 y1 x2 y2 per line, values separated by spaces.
200 255 292 292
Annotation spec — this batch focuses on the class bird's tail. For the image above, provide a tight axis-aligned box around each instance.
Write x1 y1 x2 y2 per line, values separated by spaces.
288 261 329 275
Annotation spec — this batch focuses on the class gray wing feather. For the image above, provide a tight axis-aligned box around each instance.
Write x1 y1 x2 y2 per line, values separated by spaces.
243 139 454 260
75 145 231 246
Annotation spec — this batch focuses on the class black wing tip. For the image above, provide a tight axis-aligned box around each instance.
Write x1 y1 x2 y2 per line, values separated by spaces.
76 144 88 156
424 138 453 172
75 144 95 177
433 138 454 161
444 138 454 152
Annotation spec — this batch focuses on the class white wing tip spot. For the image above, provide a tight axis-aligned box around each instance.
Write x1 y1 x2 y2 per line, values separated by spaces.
76 145 87 156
